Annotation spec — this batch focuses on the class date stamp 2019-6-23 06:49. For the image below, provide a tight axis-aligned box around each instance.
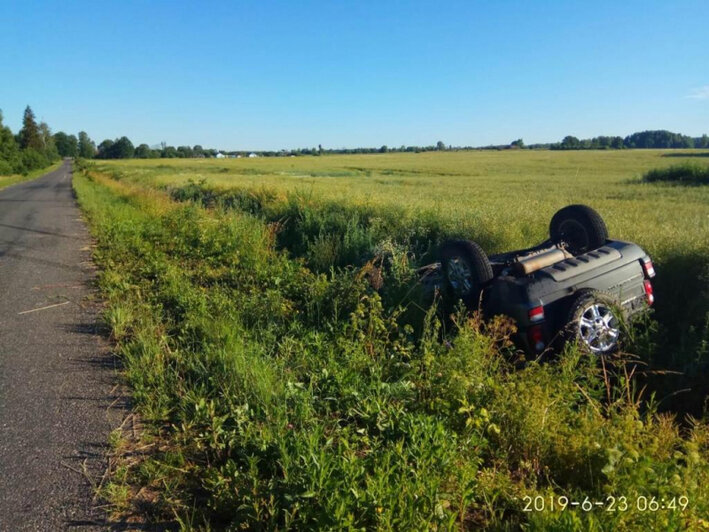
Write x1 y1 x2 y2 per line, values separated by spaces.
519 495 690 513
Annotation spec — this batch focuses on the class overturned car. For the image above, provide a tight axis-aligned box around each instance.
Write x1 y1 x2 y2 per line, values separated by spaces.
424 205 656 355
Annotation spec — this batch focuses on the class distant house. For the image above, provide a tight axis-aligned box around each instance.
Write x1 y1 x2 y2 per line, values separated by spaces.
215 152 226 159
248 153 258 158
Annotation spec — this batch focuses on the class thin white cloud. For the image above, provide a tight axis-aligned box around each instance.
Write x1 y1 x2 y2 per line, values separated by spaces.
687 85 709 100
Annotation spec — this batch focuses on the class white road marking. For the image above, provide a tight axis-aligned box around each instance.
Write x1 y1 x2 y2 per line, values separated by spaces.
18 301 70 315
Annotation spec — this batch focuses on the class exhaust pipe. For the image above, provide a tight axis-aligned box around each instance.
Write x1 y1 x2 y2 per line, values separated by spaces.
515 248 572 275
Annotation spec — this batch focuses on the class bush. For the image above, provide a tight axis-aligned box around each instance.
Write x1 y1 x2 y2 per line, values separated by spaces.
20 148 49 172
0 160 13 175
643 163 709 185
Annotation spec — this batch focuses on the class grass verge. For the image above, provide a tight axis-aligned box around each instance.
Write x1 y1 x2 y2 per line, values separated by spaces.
0 160 63 191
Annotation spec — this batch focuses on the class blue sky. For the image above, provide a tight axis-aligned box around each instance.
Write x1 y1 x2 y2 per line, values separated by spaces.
1 1 707 150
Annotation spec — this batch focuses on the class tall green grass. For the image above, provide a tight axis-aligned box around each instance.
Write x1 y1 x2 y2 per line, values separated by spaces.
74 165 709 530
166 176 708 416
643 162 709 185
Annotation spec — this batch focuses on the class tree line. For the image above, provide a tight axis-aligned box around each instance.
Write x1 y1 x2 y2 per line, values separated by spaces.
3 106 707 174
1 106 57 175
0 105 97 176
82 129 709 160
542 130 709 150
94 139 224 160
468 131 708 151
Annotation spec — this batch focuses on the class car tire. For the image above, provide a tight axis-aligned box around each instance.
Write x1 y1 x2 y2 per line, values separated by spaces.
549 204 608 255
565 290 622 355
439 240 493 307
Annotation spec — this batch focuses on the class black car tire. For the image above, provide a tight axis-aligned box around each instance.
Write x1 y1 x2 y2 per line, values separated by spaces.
440 240 493 307
549 204 608 255
565 290 622 355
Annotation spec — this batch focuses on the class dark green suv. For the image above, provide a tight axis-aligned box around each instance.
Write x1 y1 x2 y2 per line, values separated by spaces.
437 205 655 355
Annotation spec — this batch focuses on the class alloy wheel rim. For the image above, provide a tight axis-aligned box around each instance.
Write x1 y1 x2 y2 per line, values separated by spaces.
578 303 619 353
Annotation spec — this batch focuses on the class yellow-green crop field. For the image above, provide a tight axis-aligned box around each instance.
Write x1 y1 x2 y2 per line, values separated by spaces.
96 149 708 261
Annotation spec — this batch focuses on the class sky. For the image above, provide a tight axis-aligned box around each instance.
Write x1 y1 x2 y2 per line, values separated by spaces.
1 0 708 151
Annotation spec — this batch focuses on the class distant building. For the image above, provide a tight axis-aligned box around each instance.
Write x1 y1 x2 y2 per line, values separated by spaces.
215 152 226 159
248 153 258 158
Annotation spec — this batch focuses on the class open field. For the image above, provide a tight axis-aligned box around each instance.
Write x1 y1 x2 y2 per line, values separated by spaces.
96 150 709 258
76 151 709 529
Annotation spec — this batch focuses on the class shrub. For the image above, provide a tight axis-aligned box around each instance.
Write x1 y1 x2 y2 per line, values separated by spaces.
0 160 13 175
642 163 709 185
20 148 49 172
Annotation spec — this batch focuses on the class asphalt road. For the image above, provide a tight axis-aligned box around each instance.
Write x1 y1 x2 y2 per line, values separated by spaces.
0 161 123 530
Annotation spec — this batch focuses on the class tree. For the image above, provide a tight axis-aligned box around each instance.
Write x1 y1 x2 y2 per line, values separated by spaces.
78 131 96 158
379 145 388 153
161 146 178 158
96 137 135 159
97 139 115 159
560 135 581 150
436 140 446 151
19 106 42 150
510 139 525 149
624 130 694 149
36 122 59 161
177 145 194 158
134 144 154 158
0 110 21 174
54 132 79 157
112 136 135 158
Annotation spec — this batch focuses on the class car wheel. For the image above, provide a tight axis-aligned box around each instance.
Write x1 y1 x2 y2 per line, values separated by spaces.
439 240 493 307
549 204 608 255
566 291 622 355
